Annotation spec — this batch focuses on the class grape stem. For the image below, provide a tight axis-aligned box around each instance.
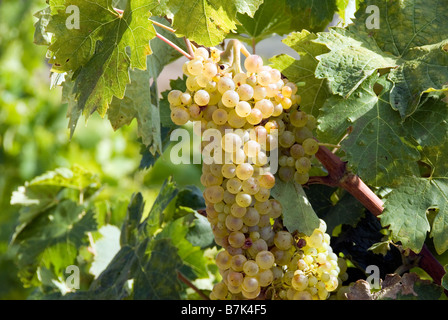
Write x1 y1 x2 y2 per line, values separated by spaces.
155 33 193 60
310 143 447 289
150 19 176 33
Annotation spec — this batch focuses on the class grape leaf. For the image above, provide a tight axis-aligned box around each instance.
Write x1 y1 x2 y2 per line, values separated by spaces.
271 180 319 236
381 176 448 254
314 0 448 118
47 0 156 127
403 97 448 147
133 238 183 300
108 17 185 157
234 0 293 45
304 185 365 235
286 0 337 31
14 200 97 286
167 0 263 47
269 30 331 118
318 74 420 187
235 0 338 46
10 165 100 242
156 217 209 279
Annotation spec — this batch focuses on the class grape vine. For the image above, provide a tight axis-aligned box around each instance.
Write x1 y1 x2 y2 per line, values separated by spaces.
4 0 448 302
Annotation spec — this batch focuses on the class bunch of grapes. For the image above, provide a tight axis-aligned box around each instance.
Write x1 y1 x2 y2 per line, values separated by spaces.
168 44 342 300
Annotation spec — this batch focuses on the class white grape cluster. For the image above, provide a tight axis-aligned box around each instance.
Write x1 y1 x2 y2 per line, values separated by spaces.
168 45 341 300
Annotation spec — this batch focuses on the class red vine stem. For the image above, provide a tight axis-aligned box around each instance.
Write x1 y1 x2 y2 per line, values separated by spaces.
310 144 446 287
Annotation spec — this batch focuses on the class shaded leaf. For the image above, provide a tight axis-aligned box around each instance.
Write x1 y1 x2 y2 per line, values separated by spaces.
271 180 319 236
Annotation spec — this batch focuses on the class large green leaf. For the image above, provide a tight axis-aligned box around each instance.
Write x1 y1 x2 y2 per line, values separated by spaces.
10 165 100 241
269 30 331 118
305 185 365 235
318 74 420 187
156 217 209 279
47 0 156 125
133 238 183 300
108 17 185 153
14 200 97 286
235 0 339 46
403 97 448 148
166 0 263 47
314 0 448 118
381 176 448 254
271 180 319 236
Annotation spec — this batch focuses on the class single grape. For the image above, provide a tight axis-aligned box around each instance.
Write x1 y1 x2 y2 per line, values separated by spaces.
274 231 293 250
235 101 252 118
237 84 254 101
168 90 183 106
302 138 319 155
171 106 190 125
194 89 210 106
244 55 263 73
218 77 236 94
222 90 240 108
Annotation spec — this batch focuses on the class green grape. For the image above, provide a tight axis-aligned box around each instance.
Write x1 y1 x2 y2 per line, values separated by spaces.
228 231 246 248
279 130 295 148
212 281 228 300
294 171 309 185
255 99 274 118
289 110 308 128
222 90 240 108
168 89 183 105
246 108 263 125
295 157 312 174
230 203 247 218
222 163 237 179
204 185 225 204
225 215 244 231
170 106 190 125
218 77 236 94
291 273 309 291
290 144 305 159
235 101 252 117
237 84 254 101
230 254 247 272
203 61 218 79
227 271 244 287
227 109 247 128
212 108 228 125
294 127 313 143
278 166 295 182
255 250 275 269
216 250 232 270
242 207 260 227
257 269 274 287
235 163 254 180
253 86 267 100
243 260 259 276
302 138 319 155
244 54 263 73
235 192 252 207
274 231 293 250
242 177 260 195
194 89 210 106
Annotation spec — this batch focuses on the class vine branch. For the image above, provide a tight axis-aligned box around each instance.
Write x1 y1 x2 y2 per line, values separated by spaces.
311 143 446 288
177 271 210 300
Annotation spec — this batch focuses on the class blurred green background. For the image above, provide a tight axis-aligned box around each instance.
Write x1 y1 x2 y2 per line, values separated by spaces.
0 0 203 299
